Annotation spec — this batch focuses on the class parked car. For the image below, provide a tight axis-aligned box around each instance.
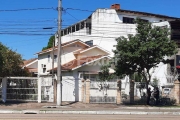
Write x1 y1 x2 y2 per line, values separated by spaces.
164 88 171 95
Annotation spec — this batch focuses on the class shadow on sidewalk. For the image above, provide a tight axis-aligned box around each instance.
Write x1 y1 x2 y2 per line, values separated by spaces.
0 101 34 106
61 101 79 106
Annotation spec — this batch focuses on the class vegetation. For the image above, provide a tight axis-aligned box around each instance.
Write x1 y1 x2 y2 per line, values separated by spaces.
150 77 159 87
42 35 55 50
0 42 29 77
113 18 177 93
98 65 115 81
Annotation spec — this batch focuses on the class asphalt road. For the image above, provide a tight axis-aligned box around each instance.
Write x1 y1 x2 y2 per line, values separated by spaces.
0 114 179 120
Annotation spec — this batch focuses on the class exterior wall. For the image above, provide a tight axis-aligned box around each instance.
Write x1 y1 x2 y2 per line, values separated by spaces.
77 47 109 58
38 52 52 75
121 76 130 95
61 70 82 102
26 61 38 69
38 45 82 75
60 8 175 88
61 52 76 65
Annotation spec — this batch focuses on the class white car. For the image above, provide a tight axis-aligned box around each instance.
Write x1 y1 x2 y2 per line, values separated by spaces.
164 88 171 94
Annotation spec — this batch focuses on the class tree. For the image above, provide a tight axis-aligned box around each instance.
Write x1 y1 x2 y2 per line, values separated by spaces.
97 65 115 95
42 35 55 50
113 18 177 94
150 77 159 87
0 42 29 77
98 65 114 82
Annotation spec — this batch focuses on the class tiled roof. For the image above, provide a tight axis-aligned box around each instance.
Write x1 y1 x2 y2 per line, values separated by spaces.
48 55 105 71
23 58 37 66
36 39 89 55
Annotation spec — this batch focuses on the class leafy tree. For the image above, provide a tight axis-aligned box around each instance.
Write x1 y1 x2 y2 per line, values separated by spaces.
113 18 177 94
150 77 159 87
42 35 55 50
130 72 144 82
98 65 115 81
0 42 29 77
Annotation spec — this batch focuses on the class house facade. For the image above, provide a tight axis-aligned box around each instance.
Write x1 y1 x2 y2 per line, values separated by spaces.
57 4 180 89
23 58 38 77
36 40 113 101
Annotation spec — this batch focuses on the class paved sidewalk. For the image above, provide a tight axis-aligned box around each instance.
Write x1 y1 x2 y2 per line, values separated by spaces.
0 102 180 115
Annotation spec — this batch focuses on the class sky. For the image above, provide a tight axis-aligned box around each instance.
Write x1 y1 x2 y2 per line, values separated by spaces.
0 0 180 60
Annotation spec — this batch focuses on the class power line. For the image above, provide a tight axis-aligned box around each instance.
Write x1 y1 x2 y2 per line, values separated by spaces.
65 8 94 13
0 7 55 12
0 33 53 36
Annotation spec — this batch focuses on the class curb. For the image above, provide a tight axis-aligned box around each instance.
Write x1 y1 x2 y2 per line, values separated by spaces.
119 107 180 110
0 110 180 115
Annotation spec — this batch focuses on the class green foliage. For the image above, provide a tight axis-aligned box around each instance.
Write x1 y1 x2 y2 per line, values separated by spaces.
150 77 159 87
113 18 177 87
0 42 29 77
130 72 144 82
98 65 115 81
42 35 55 50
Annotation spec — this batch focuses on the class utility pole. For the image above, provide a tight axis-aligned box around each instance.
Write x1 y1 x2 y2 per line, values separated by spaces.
52 34 57 103
57 0 62 106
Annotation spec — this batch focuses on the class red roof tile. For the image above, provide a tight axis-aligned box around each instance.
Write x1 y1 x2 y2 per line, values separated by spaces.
48 55 105 71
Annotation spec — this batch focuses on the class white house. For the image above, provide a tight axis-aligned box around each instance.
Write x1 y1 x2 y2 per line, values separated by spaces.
57 4 180 90
23 58 38 77
36 39 113 101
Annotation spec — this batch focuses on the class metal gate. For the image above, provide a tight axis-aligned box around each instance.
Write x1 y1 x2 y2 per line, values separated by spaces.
89 80 117 103
6 78 38 101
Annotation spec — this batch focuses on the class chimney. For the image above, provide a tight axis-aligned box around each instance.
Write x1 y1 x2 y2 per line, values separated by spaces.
111 4 120 10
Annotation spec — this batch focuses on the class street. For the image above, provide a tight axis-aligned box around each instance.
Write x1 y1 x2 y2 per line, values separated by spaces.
0 114 179 120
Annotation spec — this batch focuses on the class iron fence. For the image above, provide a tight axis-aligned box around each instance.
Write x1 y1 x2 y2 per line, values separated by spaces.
6 78 38 101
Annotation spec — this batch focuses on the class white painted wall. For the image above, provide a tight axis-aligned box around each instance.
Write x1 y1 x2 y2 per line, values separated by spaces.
25 60 38 69
77 47 109 59
60 8 175 88
38 43 86 75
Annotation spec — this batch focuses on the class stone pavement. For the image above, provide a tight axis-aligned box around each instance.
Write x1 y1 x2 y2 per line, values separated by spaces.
0 102 180 115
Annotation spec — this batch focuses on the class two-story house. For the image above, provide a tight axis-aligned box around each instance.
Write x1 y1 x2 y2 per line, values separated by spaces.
36 39 112 101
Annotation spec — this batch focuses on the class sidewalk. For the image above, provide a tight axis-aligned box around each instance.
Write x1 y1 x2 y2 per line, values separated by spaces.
0 102 180 115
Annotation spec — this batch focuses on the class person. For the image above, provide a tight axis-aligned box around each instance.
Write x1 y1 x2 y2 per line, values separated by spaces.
154 87 159 105
147 87 151 105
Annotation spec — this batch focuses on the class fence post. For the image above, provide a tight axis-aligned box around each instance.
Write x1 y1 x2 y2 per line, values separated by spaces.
81 79 85 103
38 77 42 103
130 80 134 104
174 80 180 104
117 80 122 104
85 79 90 103
2 77 7 103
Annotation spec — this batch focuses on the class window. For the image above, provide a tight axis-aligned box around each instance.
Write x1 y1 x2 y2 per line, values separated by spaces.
72 26 75 32
43 68 46 73
64 29 67 35
76 24 80 31
80 22 84 29
123 17 134 24
54 55 57 62
48 55 50 62
85 40 93 46
140 19 148 23
68 28 71 34
86 23 92 34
